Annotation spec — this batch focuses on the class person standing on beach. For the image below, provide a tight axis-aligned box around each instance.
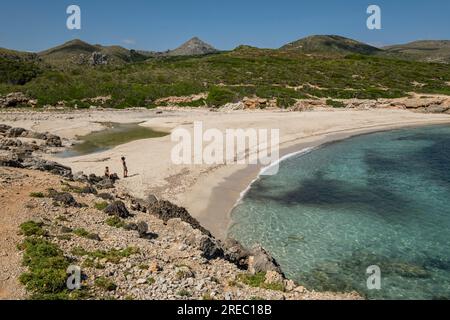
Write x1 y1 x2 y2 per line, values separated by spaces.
121 156 128 178
104 166 110 178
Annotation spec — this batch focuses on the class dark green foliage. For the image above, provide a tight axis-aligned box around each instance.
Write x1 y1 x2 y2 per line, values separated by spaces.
29 192 45 198
237 272 285 292
19 221 47 237
94 277 117 291
326 99 346 108
18 237 71 298
94 201 109 211
1 49 449 108
105 216 126 228
0 57 41 85
206 86 237 107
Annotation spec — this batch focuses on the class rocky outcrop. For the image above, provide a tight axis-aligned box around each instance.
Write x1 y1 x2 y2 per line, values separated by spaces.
223 238 251 269
0 124 71 177
104 201 131 218
155 93 207 106
149 200 212 236
242 97 277 109
248 245 284 276
0 92 37 108
90 52 108 66
22 158 72 177
48 189 82 207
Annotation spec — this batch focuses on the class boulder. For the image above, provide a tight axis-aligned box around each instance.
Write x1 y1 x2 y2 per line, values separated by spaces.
73 171 89 183
0 156 23 168
96 178 115 189
248 245 284 276
145 194 158 206
109 173 120 182
88 174 103 184
136 221 149 238
97 193 115 201
0 124 12 133
0 139 22 149
6 127 27 138
198 236 223 260
80 185 97 194
48 189 81 207
104 201 131 218
223 238 250 269
45 135 62 147
130 198 148 213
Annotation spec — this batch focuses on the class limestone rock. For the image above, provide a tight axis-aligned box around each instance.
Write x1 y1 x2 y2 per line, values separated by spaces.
248 245 284 275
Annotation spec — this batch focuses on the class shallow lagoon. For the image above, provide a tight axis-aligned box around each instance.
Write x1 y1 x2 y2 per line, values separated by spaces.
58 122 168 157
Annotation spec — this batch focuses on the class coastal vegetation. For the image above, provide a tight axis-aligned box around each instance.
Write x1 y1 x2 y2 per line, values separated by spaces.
1 41 449 109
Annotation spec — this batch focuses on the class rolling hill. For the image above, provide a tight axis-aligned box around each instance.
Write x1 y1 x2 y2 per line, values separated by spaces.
384 40 450 63
280 35 382 56
38 39 148 66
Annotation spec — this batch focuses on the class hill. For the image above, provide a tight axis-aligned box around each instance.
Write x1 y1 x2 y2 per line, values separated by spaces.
0 47 39 62
280 35 382 56
38 39 148 66
168 37 218 56
384 40 450 63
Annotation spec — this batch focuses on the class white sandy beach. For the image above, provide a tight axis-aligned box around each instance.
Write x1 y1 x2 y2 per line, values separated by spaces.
2 108 450 239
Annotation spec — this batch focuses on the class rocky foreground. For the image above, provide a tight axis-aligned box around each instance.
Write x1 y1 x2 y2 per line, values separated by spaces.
0 124 361 300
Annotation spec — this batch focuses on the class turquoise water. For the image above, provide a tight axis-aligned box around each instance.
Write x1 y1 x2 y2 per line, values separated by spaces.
229 125 450 300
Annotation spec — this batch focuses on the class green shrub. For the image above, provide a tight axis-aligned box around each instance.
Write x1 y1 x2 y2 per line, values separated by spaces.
206 86 237 107
105 216 126 229
237 272 285 292
177 289 192 297
326 99 346 108
95 277 117 291
29 192 45 198
19 221 47 237
72 228 100 241
94 202 109 211
18 237 71 298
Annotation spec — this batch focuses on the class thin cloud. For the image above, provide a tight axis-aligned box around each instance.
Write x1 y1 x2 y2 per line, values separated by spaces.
122 39 136 45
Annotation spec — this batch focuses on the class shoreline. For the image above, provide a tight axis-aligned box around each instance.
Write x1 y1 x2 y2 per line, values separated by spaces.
196 120 450 240
2 108 450 240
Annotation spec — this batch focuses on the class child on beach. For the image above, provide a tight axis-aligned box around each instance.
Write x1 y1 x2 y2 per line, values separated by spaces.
121 157 128 178
104 166 110 178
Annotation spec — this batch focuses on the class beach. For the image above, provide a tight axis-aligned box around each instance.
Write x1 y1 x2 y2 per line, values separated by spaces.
2 107 450 239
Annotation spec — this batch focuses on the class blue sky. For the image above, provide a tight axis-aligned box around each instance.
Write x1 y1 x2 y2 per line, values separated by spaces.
1 0 449 52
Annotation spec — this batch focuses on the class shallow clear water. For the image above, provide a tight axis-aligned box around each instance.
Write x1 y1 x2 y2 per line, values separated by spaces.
229 125 450 300
57 122 168 157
